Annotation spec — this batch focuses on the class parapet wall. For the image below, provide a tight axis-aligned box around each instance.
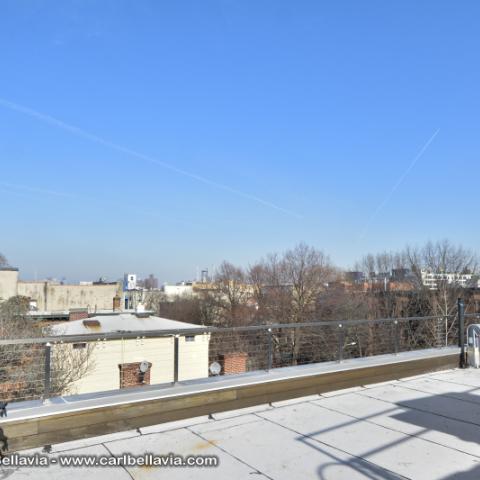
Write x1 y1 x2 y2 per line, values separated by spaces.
0 268 120 311
0 269 19 301
17 282 120 311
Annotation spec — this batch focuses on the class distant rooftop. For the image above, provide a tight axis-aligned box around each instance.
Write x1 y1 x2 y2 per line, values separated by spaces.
48 313 204 335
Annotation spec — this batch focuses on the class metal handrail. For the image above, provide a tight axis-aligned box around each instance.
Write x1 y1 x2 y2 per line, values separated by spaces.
0 314 452 346
467 323 480 339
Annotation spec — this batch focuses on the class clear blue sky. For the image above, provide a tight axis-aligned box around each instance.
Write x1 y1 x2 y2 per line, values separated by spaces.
1 1 479 283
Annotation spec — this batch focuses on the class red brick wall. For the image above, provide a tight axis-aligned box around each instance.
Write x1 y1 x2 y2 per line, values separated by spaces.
69 309 89 321
220 352 248 375
119 362 151 388
0 381 28 401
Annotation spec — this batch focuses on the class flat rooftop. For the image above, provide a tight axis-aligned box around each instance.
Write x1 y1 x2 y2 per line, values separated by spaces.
7 365 480 479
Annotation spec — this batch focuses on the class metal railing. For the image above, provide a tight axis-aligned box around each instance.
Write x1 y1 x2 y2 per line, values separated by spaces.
0 309 470 406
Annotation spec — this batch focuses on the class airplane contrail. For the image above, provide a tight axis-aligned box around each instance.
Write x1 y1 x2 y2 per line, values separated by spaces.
0 181 75 198
0 98 302 219
359 128 440 240
0 181 204 227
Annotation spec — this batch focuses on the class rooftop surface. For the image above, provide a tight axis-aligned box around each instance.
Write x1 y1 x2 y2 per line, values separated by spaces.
47 313 203 335
6 365 480 479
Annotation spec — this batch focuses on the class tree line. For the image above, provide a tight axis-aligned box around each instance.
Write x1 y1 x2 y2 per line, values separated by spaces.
0 240 477 398
146 239 479 328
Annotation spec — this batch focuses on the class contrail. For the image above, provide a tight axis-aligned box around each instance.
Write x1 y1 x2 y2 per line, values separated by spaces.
0 181 202 227
0 181 75 198
359 128 440 240
0 98 302 218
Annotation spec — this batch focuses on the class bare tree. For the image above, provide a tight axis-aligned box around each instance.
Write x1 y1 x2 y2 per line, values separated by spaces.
0 296 95 401
404 240 478 344
214 261 252 327
0 253 8 268
247 244 334 365
248 253 292 325
282 243 334 363
354 240 478 347
405 240 477 285
49 343 96 396
283 243 333 323
0 296 33 339
145 289 218 326
355 251 408 278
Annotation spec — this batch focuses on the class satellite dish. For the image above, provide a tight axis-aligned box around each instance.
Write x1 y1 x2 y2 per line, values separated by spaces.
209 361 221 376
139 361 150 373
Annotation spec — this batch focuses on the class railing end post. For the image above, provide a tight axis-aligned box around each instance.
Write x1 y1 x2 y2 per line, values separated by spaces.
458 298 466 368
173 335 180 384
266 328 273 372
43 342 52 403
337 323 344 363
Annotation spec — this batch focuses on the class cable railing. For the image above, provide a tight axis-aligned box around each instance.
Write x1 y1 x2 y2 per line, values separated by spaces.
0 311 468 406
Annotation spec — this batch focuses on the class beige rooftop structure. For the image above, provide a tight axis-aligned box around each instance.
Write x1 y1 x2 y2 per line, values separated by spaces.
49 314 210 395
0 266 120 311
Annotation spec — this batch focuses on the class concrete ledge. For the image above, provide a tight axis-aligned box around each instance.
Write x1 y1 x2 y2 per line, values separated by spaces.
0 347 459 452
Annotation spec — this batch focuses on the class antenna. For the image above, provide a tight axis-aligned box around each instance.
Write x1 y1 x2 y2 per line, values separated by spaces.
139 360 150 373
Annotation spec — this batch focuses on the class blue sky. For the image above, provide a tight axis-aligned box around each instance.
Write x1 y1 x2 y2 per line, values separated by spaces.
0 1 479 283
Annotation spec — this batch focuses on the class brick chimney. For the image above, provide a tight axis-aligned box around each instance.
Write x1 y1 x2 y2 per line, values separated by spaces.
119 362 151 388
220 352 248 375
69 308 89 322
113 295 121 312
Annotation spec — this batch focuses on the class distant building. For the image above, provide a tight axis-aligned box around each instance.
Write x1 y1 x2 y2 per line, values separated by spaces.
344 271 365 283
123 273 137 291
421 270 474 290
200 269 209 283
140 274 158 290
163 282 194 298
48 313 210 395
391 268 411 281
0 267 121 312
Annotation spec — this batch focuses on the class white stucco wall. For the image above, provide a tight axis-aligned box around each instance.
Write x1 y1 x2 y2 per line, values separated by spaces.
163 284 194 298
17 282 120 311
0 270 19 301
17 282 45 307
178 333 210 380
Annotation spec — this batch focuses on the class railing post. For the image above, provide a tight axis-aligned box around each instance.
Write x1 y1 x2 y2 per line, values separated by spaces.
442 315 447 347
173 335 179 384
337 324 344 363
43 342 51 403
393 320 399 355
267 328 273 371
458 298 466 368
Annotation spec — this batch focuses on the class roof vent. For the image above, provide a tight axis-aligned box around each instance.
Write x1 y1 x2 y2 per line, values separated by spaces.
82 319 101 329
135 303 149 318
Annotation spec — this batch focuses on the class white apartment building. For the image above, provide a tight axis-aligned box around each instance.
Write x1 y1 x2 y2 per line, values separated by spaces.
421 269 474 290
162 282 194 298
123 273 137 291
